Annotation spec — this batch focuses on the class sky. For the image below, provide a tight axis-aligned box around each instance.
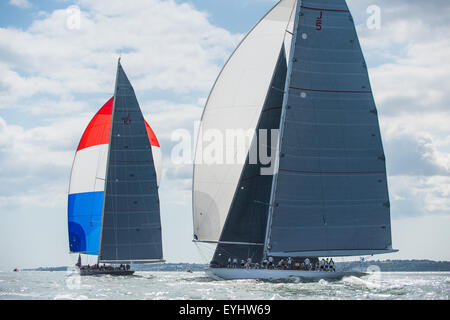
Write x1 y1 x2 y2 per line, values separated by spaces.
0 0 449 271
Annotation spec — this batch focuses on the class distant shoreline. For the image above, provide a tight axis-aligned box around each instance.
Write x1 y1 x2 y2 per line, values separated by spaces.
18 260 450 272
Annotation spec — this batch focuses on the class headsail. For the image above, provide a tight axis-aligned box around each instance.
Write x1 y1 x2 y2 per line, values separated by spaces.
193 0 297 243
211 47 288 266
68 78 162 257
98 60 163 263
266 0 395 257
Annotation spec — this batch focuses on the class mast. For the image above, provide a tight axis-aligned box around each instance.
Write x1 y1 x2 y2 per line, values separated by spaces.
97 58 121 264
263 0 301 260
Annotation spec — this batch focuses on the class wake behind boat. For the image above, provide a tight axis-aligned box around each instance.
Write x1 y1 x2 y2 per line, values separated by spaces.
193 0 397 281
67 59 164 276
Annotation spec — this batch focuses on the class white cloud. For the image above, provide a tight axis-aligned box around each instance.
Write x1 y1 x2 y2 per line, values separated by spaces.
0 0 239 214
390 175 450 217
344 0 450 219
0 113 94 209
9 0 32 9
0 0 241 113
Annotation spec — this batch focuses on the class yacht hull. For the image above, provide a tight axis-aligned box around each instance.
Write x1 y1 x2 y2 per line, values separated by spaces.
78 269 135 276
206 268 367 281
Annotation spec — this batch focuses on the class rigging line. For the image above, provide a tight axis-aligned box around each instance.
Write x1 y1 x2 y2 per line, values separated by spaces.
300 5 349 13
281 0 297 44
289 86 372 94
271 86 286 93
261 106 282 113
194 242 214 264
194 240 264 246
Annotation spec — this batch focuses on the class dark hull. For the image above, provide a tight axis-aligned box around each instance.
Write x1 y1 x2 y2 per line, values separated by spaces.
79 269 135 276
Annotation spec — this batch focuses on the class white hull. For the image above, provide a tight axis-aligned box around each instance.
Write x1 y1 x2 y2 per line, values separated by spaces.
206 268 367 281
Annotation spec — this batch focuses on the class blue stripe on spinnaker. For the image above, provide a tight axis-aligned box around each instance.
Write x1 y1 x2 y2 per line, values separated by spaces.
68 191 104 254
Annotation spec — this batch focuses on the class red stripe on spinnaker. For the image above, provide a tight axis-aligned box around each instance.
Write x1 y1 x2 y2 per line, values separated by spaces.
77 97 113 151
77 97 160 151
145 122 160 148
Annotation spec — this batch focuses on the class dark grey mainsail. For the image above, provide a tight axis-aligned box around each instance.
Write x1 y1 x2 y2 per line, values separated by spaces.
266 0 395 257
211 48 288 266
193 0 396 271
98 60 163 263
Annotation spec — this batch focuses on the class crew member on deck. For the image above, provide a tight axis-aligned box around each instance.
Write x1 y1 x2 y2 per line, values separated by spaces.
268 256 274 269
246 258 252 269
304 258 311 270
329 258 335 272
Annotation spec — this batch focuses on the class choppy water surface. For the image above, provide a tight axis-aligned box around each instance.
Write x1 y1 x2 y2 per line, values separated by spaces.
0 271 448 300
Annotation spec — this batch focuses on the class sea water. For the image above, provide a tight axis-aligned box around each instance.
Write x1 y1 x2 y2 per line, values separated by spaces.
0 271 448 300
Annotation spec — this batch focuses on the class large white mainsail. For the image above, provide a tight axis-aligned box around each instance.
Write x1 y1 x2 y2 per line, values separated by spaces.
193 0 297 242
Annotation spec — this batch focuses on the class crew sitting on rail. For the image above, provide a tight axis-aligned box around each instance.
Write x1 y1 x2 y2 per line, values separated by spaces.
232 258 238 268
329 258 335 272
245 258 252 269
262 258 268 269
268 256 274 269
287 257 293 269
320 259 325 271
304 258 311 270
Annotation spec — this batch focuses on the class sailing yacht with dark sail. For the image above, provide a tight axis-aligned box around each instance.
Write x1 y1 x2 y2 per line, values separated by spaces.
68 59 164 275
192 0 397 280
